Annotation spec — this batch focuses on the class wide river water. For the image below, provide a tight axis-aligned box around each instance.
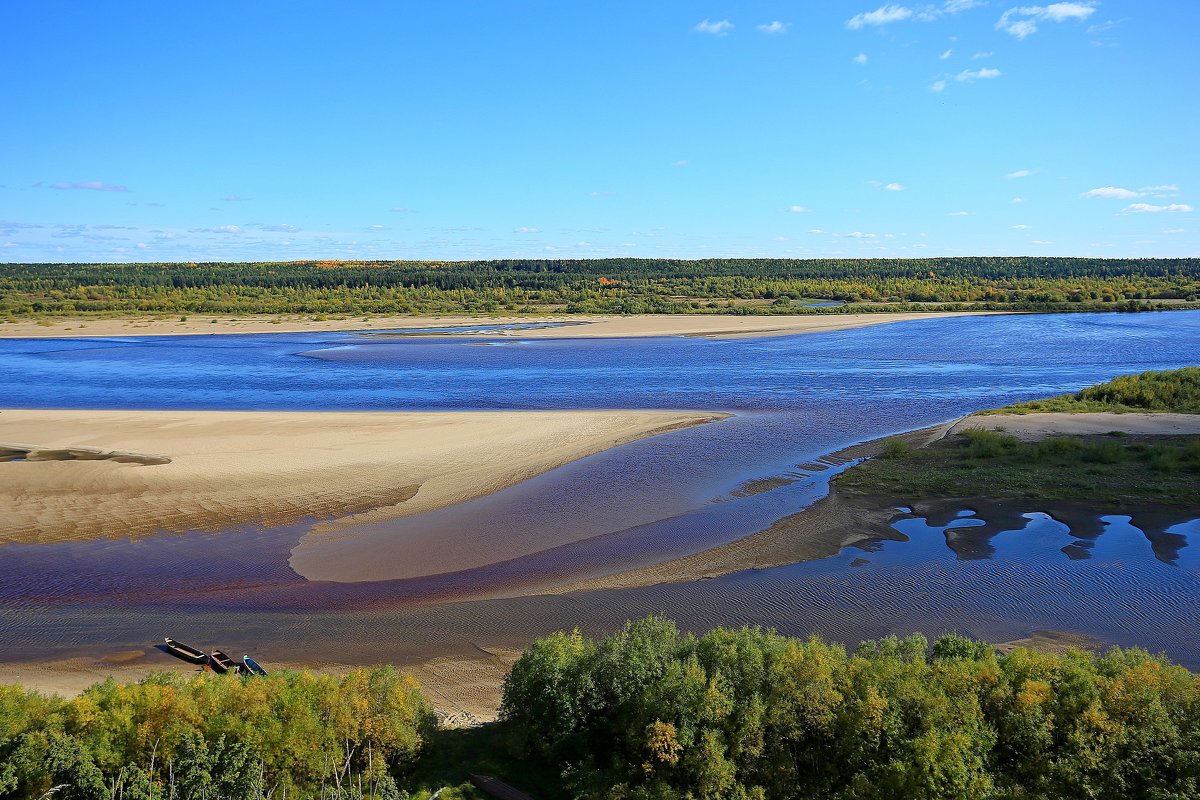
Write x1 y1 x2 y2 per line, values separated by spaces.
1 311 1198 667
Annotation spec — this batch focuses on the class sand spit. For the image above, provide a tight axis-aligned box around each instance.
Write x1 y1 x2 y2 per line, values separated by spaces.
0 408 726 545
553 421 959 594
0 311 1001 340
952 411 1200 440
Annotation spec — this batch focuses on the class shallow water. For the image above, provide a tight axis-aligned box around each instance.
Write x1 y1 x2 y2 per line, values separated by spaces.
1 311 1198 665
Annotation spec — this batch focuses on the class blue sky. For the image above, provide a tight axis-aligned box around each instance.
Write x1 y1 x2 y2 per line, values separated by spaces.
1 1 1196 262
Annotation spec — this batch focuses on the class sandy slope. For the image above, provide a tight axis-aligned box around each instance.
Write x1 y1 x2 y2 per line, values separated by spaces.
951 412 1200 440
0 311 1000 340
0 408 726 545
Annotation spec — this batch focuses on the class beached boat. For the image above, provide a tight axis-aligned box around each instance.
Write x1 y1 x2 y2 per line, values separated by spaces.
163 637 208 665
208 650 239 674
242 656 268 676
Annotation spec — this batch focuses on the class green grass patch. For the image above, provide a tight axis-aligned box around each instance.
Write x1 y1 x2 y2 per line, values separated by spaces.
836 429 1200 507
983 366 1200 414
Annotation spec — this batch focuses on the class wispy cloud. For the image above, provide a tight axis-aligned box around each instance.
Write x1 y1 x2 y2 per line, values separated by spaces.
787 205 810 213
1012 224 1033 229
50 181 129 192
1122 203 1193 214
190 225 242 234
1162 228 1186 234
514 226 541 233
848 1 983 29
1012 197 1025 203
261 224 299 232
366 224 388 231
672 159 689 168
1007 169 1035 179
956 67 1001 82
841 231 879 238
389 207 414 213
694 19 733 36
223 194 250 202
757 20 789 34
883 182 904 191
853 52 869 65
997 2 1096 39
847 4 913 29
947 210 973 216
972 50 995 58
588 191 617 197
1083 185 1182 200
931 79 947 92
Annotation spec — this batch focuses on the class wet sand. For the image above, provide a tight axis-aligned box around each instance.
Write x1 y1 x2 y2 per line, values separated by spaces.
0 408 726 545
952 411 1200 439
0 311 1001 340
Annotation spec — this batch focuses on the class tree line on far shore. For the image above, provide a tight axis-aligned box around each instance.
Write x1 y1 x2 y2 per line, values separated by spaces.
2 617 1198 799
2 257 1197 317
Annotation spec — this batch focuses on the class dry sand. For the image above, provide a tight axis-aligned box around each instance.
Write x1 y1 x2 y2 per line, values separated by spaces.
0 408 726 545
0 311 1000 340
952 411 1200 440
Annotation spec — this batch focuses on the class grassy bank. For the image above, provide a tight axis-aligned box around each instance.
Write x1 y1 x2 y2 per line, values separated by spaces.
983 366 1200 415
836 429 1200 508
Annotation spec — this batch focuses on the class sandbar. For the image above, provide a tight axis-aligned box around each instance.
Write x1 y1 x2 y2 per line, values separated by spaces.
0 408 726 545
0 311 1003 340
951 411 1200 440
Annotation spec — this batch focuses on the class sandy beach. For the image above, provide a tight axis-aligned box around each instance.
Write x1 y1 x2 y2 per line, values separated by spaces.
0 311 1000 340
0 408 726 545
952 411 1200 440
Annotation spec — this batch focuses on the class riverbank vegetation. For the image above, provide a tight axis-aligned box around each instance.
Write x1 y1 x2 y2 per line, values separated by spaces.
2 257 1198 318
838 429 1200 508
983 366 1200 414
3 619 1197 799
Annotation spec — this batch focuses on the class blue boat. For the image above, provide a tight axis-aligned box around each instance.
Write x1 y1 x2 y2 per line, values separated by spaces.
242 656 268 676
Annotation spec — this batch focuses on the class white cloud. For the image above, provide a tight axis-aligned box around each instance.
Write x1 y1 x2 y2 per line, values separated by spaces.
1122 203 1193 214
1162 228 1186 234
808 229 824 234
1082 186 1140 199
1012 197 1025 203
514 226 541 233
930 79 947 92
943 0 985 11
50 181 129 192
853 52 869 64
847 4 913 29
883 182 904 191
947 210 972 216
190 225 242 234
787 205 810 213
997 3 1096 39
957 67 1001 82
366 224 387 231
390 207 414 213
1012 224 1032 229
1031 239 1054 244
695 19 733 36
262 223 299 232
1140 184 1179 196
757 20 789 34
1007 169 1034 179
940 48 954 59
972 50 995 58
843 231 879 238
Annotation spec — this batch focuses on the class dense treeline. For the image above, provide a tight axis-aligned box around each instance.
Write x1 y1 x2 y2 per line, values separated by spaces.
2 258 1197 317
501 617 1200 799
3 621 1198 799
0 667 429 799
988 366 1200 414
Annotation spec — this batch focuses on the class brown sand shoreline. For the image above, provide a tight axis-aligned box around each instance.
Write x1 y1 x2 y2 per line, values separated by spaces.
0 408 727 546
0 311 1004 340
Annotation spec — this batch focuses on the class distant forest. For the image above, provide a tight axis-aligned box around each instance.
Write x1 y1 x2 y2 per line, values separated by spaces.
2 257 1198 317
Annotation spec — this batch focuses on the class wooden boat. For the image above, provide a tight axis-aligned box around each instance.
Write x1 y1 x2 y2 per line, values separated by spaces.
163 637 208 665
208 650 239 674
242 656 268 676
